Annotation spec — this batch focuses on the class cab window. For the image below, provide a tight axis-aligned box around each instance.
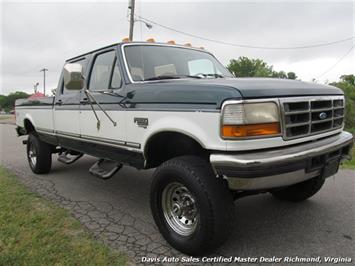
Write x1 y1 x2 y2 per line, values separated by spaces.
89 50 118 91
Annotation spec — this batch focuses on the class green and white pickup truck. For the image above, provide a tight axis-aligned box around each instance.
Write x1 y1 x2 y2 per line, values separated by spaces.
15 41 353 255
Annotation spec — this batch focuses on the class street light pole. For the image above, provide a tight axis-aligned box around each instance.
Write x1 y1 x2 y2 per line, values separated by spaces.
128 0 135 41
40 68 48 95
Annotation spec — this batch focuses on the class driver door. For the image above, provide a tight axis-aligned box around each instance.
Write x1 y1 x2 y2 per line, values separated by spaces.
79 49 126 148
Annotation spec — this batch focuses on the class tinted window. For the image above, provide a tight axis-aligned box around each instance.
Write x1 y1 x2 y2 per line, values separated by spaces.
89 50 116 91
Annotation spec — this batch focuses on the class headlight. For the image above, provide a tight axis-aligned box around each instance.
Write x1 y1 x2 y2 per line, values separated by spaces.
221 102 281 138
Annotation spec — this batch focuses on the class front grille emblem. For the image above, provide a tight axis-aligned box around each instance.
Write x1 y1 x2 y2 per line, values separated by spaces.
319 112 328 120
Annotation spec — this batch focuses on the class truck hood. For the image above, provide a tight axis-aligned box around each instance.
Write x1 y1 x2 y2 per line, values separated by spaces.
125 77 343 110
154 77 343 99
199 78 343 98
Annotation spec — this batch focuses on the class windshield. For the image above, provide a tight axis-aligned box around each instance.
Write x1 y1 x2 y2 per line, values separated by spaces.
124 45 234 82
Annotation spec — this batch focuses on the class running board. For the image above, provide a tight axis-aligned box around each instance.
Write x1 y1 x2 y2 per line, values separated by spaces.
89 159 122 179
58 151 83 164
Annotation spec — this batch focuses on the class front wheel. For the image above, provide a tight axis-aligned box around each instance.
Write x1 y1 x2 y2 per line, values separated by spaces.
271 175 325 202
150 156 235 255
27 133 52 174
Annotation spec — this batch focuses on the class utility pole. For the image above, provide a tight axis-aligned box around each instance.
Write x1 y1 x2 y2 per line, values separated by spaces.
40 68 48 95
128 0 135 41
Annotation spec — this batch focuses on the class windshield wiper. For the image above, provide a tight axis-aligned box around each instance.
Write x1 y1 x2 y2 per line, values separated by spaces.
199 73 225 78
144 75 202 81
95 90 125 98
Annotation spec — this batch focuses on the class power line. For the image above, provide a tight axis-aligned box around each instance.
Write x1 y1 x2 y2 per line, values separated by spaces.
316 44 355 79
137 15 355 50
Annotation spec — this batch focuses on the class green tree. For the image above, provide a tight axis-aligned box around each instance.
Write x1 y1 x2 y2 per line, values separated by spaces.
227 56 297 79
0 95 6 110
330 76 355 134
272 71 287 79
227 57 273 77
0 91 30 112
339 74 355 85
287 72 297 80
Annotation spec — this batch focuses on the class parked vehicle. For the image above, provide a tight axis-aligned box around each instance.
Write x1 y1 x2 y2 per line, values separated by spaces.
15 41 353 255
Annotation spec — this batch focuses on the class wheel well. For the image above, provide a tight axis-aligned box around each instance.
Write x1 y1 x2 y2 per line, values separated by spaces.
24 119 35 134
144 132 209 168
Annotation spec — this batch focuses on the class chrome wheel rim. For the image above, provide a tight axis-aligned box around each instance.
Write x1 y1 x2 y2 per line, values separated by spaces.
162 182 199 236
28 142 37 167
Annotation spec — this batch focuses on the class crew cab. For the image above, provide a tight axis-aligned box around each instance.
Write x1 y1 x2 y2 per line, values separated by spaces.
15 41 353 255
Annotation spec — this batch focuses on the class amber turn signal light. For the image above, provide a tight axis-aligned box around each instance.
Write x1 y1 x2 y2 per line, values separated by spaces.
222 122 280 138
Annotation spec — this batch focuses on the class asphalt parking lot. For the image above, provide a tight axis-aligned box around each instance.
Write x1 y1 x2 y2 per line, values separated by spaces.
0 123 354 265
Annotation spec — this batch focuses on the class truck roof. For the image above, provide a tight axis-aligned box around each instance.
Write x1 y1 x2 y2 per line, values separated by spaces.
66 43 119 62
66 41 209 62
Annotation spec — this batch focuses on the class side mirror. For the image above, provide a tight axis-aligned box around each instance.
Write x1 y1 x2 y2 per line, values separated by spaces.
63 63 84 90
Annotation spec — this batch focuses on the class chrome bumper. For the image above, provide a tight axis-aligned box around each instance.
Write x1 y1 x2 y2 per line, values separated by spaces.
210 131 353 191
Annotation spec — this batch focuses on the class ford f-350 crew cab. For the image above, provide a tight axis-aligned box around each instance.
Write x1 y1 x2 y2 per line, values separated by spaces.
15 42 353 255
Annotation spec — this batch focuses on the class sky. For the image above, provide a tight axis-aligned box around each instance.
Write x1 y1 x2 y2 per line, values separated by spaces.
0 0 354 95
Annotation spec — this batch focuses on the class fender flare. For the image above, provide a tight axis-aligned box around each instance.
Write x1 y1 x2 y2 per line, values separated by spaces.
23 114 36 133
143 116 210 155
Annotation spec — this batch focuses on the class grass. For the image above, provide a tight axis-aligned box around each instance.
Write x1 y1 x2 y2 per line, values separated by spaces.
0 115 14 121
0 166 127 266
342 146 355 170
0 115 12 120
341 130 354 170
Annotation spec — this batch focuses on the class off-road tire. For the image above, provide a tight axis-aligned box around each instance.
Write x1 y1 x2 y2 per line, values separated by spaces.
271 175 325 202
27 133 52 174
150 155 235 255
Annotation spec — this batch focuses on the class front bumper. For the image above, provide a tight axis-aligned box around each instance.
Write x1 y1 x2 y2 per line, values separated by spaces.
210 131 353 191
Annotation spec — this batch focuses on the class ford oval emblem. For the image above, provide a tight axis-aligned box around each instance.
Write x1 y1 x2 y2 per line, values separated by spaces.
319 112 327 120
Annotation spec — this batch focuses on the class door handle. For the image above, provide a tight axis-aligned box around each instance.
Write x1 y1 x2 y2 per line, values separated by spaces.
80 98 88 104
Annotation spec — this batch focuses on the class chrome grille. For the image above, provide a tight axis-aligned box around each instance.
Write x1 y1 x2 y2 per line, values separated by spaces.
281 96 345 140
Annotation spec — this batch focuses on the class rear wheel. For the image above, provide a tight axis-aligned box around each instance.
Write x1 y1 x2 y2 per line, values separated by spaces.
150 156 235 255
27 133 52 174
271 175 325 202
